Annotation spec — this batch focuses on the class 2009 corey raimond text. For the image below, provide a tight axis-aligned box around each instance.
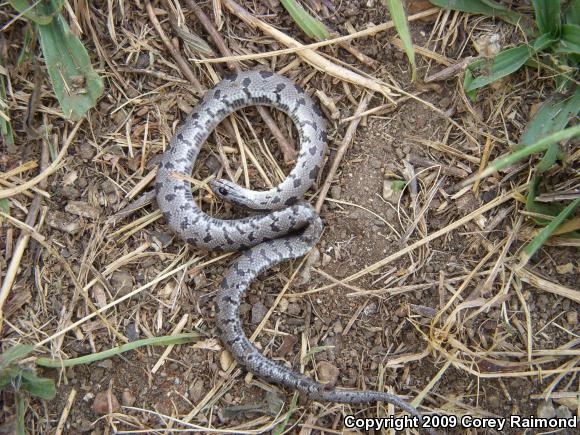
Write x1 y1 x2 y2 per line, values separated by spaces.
344 414 578 431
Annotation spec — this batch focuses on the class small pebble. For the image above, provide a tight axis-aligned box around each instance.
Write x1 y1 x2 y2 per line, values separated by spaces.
78 418 93 432
382 179 402 204
251 301 268 324
65 201 101 219
555 263 574 274
77 177 88 188
96 359 113 369
121 389 136 407
101 180 117 195
278 297 289 313
298 248 319 284
126 323 139 342
566 310 578 325
287 302 301 316
92 284 107 308
111 270 134 297
537 400 556 419
46 211 81 234
220 350 234 371
317 361 340 386
277 334 298 357
189 379 205 402
363 302 378 316
79 143 96 160
61 185 80 199
330 185 342 200
556 405 572 418
93 391 120 414
204 155 222 173
321 253 332 267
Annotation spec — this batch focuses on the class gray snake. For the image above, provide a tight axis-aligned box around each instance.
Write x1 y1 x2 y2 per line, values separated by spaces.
155 70 426 424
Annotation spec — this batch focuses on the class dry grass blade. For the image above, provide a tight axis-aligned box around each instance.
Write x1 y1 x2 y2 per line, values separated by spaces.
516 267 580 303
223 0 396 100
195 8 440 64
315 92 374 212
32 253 225 348
0 119 83 199
316 184 528 290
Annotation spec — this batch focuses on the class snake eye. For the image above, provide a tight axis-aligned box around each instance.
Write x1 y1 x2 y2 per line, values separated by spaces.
218 187 228 196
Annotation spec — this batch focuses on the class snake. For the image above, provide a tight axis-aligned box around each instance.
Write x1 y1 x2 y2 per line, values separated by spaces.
155 70 427 425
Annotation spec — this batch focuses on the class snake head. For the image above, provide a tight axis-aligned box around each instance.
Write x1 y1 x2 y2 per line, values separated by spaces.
210 179 254 208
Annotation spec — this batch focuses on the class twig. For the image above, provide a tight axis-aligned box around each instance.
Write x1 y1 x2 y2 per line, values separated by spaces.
0 138 49 322
187 0 237 72
187 0 297 162
399 176 446 245
109 191 157 223
151 314 189 373
54 388 76 435
145 0 203 95
117 67 189 83
408 154 468 178
315 92 374 212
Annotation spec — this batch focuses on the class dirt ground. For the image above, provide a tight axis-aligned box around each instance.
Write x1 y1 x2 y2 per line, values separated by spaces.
1 1 578 434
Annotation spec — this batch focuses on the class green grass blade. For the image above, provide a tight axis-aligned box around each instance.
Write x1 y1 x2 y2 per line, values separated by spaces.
525 175 564 225
382 0 416 81
20 370 56 400
0 345 34 371
491 124 580 172
531 32 558 51
279 0 330 41
16 394 26 435
302 345 335 362
273 392 299 435
16 25 35 66
519 197 580 267
464 124 580 184
8 0 64 25
35 333 200 368
564 0 580 25
464 58 485 101
0 199 9 227
531 0 561 37
558 23 580 55
0 60 14 149
465 45 533 92
535 142 560 173
37 12 104 120
428 0 525 27
521 88 580 148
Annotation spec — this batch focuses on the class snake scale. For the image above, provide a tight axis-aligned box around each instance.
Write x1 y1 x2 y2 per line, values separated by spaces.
156 70 426 423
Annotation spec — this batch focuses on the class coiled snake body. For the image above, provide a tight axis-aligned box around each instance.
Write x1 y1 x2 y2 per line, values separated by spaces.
156 70 424 421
